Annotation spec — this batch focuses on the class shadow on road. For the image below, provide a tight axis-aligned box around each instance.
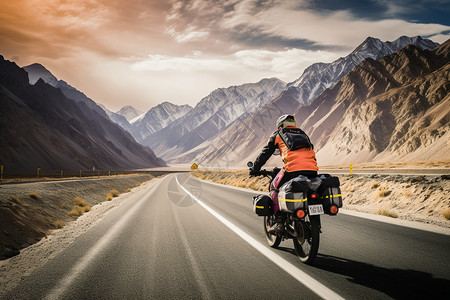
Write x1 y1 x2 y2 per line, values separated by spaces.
314 254 449 299
275 246 296 255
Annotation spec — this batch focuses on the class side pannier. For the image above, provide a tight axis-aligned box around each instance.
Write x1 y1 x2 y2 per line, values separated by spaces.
253 195 273 216
318 174 343 214
278 176 309 213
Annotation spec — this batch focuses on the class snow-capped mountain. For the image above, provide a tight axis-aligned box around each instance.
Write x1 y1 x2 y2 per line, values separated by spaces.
296 41 450 165
287 36 439 105
142 78 286 159
179 35 443 167
131 102 192 142
116 105 144 122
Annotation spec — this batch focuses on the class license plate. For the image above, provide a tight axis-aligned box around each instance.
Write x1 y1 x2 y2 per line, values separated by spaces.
308 204 324 215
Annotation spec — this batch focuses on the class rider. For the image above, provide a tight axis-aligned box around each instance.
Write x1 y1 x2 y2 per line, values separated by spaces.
250 114 318 233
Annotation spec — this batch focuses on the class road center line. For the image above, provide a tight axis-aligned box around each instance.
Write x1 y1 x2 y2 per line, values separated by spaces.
176 175 344 300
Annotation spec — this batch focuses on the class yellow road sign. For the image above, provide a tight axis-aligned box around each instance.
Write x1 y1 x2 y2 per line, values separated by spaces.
191 163 198 170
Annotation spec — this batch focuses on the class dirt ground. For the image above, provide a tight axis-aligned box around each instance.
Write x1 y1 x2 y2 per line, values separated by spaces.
191 171 450 227
0 174 155 260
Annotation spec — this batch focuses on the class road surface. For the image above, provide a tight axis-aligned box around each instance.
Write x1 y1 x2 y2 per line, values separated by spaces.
5 173 450 299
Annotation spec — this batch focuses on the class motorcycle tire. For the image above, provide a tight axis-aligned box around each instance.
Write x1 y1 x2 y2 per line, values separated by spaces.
293 215 320 264
263 215 282 248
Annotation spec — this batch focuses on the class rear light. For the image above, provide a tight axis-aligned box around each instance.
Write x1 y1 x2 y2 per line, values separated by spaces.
311 193 318 199
329 205 338 215
296 209 306 218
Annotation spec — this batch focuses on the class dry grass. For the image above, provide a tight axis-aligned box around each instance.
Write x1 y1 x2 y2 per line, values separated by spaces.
9 196 21 204
69 197 91 216
123 188 131 193
69 207 84 216
191 170 270 192
319 160 450 170
377 188 392 198
28 192 40 199
442 208 450 220
371 182 380 189
53 220 65 229
106 189 120 201
73 197 88 207
376 208 398 218
402 190 411 197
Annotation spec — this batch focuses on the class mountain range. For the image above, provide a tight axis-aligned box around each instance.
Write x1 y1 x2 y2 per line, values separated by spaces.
171 35 445 167
301 41 449 165
0 57 165 172
5 35 447 170
141 78 287 160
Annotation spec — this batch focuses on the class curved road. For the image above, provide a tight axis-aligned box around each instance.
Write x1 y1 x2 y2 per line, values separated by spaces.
5 173 450 299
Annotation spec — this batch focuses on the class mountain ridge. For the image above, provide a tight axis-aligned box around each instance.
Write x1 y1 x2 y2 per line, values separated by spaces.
142 77 286 159
1 56 165 171
183 37 446 168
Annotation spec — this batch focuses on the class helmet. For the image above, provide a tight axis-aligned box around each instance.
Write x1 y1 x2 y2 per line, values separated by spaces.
276 114 296 128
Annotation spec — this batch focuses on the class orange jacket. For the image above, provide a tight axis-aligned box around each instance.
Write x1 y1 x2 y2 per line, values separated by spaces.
254 126 318 172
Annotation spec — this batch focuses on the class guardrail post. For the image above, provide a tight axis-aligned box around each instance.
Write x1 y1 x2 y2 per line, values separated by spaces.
350 164 354 174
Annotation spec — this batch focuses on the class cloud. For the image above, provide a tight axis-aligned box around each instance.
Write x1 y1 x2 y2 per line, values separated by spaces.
167 25 210 43
128 47 339 82
129 53 231 71
167 0 450 51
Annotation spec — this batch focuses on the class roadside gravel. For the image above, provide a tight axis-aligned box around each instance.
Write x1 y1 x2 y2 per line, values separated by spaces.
0 177 160 298
0 175 155 260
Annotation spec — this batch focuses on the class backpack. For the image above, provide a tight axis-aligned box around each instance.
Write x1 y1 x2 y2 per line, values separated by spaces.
278 128 313 151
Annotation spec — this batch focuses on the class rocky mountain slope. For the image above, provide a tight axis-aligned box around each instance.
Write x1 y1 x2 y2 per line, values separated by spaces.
24 63 108 118
144 78 286 159
116 105 144 122
171 36 440 166
287 35 438 106
130 102 192 143
0 57 165 172
188 38 447 168
300 41 449 165
99 104 133 134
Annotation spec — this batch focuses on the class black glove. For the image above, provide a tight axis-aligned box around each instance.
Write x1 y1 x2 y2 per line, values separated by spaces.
249 167 260 176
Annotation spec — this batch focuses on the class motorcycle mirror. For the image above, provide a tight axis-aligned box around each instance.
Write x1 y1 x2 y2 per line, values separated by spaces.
247 161 254 168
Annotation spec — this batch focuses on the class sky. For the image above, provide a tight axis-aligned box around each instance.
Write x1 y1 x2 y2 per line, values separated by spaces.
1 0 449 112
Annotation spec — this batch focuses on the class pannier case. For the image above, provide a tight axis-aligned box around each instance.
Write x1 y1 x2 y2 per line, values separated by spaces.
253 195 273 216
318 174 343 213
278 176 309 213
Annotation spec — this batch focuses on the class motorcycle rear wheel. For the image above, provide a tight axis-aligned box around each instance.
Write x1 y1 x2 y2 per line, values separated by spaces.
293 215 320 264
263 215 282 248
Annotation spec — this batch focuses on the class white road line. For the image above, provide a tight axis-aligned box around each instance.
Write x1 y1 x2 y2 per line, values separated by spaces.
196 177 450 236
176 176 344 300
44 182 160 300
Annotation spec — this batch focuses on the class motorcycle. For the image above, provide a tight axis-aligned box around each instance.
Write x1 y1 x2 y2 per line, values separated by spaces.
248 161 341 265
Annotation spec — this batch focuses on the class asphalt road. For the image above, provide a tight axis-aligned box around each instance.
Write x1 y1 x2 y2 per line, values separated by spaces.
5 174 450 299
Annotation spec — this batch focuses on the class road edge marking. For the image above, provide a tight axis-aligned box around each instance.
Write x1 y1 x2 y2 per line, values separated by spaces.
193 176 450 236
176 175 345 300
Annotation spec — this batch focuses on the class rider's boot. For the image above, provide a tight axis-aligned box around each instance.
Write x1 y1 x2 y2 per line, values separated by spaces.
268 212 284 234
